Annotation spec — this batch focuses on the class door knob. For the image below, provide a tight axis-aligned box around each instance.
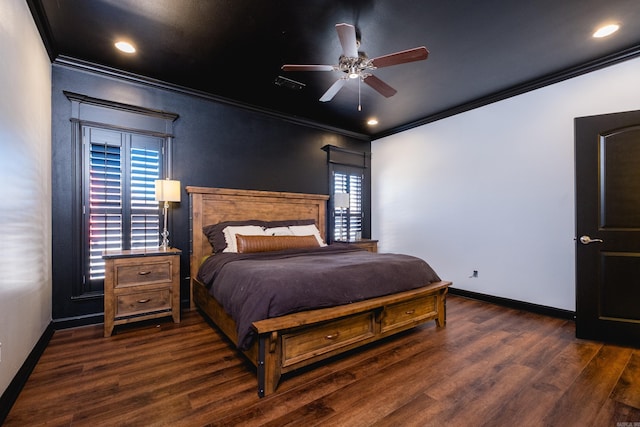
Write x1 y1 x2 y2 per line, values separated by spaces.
579 235 603 244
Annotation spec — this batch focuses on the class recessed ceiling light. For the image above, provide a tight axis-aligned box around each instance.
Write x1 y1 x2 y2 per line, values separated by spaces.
593 24 620 38
367 118 378 126
115 41 136 53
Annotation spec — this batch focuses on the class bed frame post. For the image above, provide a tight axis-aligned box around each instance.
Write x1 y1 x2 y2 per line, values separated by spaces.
188 190 203 311
257 335 266 397
436 287 448 327
257 332 282 397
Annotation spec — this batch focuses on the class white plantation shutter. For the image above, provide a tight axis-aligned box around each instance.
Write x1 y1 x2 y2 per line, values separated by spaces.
84 127 165 291
88 140 122 281
129 139 161 249
334 172 348 241
347 173 363 239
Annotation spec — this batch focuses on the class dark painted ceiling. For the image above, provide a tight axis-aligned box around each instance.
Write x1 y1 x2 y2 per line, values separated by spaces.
29 0 640 139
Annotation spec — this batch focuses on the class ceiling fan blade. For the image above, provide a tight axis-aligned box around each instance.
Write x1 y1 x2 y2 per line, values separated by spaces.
370 46 429 68
363 74 397 98
281 64 335 72
335 23 358 58
319 78 347 102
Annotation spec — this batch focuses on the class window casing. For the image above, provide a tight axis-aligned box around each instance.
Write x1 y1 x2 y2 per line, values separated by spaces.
323 144 370 243
64 92 179 300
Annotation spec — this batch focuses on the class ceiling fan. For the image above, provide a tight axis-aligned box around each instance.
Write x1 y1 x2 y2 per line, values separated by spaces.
281 23 429 108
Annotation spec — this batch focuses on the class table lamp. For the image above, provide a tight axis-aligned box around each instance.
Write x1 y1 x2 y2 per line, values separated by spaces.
155 178 181 250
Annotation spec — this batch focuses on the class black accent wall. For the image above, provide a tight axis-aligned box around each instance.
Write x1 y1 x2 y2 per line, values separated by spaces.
51 64 371 325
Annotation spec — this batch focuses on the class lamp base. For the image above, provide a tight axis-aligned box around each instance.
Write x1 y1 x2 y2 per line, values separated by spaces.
160 232 170 251
160 202 170 250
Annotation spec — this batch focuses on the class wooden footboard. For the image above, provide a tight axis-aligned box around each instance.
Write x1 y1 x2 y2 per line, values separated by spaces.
194 277 450 396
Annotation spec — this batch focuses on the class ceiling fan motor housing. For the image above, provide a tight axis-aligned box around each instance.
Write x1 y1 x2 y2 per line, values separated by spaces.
338 54 374 79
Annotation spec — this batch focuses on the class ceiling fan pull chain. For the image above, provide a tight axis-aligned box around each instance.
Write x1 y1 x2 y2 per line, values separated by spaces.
358 77 362 111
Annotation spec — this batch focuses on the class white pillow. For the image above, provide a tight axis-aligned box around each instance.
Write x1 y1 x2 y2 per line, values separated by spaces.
264 226 295 236
222 225 266 253
289 224 327 247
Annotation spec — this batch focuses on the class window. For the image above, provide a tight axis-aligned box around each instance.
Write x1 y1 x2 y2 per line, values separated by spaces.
333 169 363 242
323 145 370 243
82 126 166 293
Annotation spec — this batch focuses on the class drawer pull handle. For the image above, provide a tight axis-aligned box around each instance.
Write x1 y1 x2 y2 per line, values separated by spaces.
325 332 340 340
137 298 151 304
138 271 152 276
405 309 415 315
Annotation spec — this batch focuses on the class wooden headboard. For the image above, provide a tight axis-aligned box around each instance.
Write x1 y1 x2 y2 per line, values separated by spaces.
185 186 330 308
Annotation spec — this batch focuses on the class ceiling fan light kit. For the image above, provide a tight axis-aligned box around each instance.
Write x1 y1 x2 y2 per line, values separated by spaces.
281 23 429 107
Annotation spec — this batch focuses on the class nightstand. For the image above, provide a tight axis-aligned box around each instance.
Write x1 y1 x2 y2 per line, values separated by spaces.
103 248 181 337
346 239 378 253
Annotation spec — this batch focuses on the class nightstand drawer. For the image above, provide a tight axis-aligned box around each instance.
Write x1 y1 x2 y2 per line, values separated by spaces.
346 239 378 253
115 259 173 287
116 289 172 318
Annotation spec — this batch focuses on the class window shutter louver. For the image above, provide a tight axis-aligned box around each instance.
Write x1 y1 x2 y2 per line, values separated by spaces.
348 173 363 241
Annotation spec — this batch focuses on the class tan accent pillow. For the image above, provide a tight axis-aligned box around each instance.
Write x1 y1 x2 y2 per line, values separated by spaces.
235 234 319 253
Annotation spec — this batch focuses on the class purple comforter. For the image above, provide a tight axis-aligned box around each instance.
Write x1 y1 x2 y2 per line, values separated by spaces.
197 244 441 350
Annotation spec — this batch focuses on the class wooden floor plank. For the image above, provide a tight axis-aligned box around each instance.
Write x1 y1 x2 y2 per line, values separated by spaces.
593 397 640 426
611 351 640 410
543 344 635 426
478 339 601 426
5 295 640 426
369 392 442 427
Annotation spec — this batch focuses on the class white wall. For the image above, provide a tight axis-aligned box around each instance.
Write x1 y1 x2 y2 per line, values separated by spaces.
372 56 640 311
0 0 52 395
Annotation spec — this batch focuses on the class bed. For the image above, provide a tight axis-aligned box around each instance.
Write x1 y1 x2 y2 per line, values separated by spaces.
187 186 451 397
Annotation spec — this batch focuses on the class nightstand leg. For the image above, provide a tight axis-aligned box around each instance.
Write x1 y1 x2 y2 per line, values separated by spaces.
104 320 114 337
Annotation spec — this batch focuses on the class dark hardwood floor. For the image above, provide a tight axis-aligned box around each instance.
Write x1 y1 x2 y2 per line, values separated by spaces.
5 295 640 426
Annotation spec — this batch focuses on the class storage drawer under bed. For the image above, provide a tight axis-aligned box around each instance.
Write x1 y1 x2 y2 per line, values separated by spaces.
380 294 437 333
281 312 376 367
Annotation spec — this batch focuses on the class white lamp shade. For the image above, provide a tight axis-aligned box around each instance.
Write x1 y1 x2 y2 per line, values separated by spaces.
334 192 350 209
155 179 181 202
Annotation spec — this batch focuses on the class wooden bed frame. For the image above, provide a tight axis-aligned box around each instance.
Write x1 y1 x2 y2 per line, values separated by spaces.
187 186 451 397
